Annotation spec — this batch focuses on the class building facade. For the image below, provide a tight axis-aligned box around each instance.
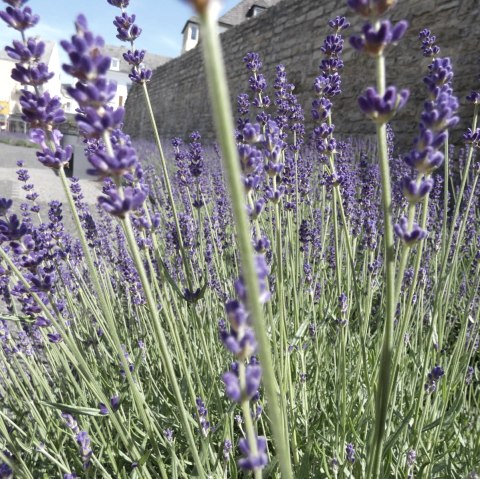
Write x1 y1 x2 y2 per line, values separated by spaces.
181 0 281 53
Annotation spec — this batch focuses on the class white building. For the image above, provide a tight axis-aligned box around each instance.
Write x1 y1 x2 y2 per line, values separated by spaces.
61 45 170 114
0 41 61 132
181 0 281 54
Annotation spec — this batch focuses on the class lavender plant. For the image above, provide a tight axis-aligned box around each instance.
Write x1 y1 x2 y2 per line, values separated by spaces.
0 0 479 477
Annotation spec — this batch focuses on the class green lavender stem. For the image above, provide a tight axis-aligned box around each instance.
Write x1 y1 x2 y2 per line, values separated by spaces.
367 52 396 479
141 81 194 290
197 4 293 477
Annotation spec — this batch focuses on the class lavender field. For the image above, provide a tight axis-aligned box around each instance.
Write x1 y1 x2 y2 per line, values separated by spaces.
0 0 479 477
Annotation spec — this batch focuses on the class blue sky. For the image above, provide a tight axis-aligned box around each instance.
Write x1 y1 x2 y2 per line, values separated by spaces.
0 0 239 58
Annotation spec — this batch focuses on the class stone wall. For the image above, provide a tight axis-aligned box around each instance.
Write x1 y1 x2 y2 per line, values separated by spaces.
124 0 479 150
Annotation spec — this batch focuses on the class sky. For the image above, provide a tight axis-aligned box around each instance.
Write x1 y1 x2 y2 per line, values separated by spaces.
0 0 239 61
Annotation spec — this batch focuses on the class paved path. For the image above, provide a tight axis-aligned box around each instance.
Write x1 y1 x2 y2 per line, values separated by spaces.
0 143 102 208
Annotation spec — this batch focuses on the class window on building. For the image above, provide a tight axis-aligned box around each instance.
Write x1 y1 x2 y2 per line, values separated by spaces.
251 6 266 17
111 58 120 71
190 24 198 41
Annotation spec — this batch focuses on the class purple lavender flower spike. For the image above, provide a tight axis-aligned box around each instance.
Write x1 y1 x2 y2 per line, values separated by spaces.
238 436 268 470
20 91 65 129
358 86 409 123
113 12 142 42
62 413 79 433
87 145 137 177
36 145 73 169
97 186 147 219
0 214 29 242
76 106 124 138
346 443 356 463
164 428 174 442
424 58 453 96
67 78 117 108
0 457 13 478
61 15 110 82
419 29 440 57
404 147 444 174
195 397 210 437
464 128 480 148
11 62 54 86
466 90 480 104
350 20 408 56
47 332 63 343
243 52 262 72
223 439 232 461
0 198 13 216
110 395 120 411
245 363 262 398
98 403 109 415
394 217 427 246
75 431 93 469
5 37 45 62
421 90 459 131
123 49 145 66
0 5 38 30
328 16 350 32
401 176 434 204
129 66 152 84
64 473 78 479
34 316 51 327
406 449 416 467
425 364 444 393
222 371 241 402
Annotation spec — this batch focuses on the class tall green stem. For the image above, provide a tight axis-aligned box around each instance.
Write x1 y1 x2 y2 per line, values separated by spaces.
367 52 396 479
197 4 293 477
141 81 194 290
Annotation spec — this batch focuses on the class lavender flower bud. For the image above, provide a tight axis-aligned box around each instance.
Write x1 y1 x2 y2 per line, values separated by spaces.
97 185 147 218
11 62 54 86
5 37 44 62
328 16 350 32
76 106 124 138
346 443 355 463
464 128 480 148
61 15 110 82
130 66 152 83
0 198 13 216
123 49 145 66
350 20 408 56
401 176 434 204
19 91 65 128
406 449 416 467
223 439 232 461
394 217 427 246
36 145 73 169
238 436 268 470
0 5 39 31
358 86 409 123
0 214 29 242
113 12 142 42
87 144 137 177
75 431 93 469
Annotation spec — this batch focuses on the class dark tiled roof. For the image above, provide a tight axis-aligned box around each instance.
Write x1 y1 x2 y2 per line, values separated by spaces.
219 0 281 26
